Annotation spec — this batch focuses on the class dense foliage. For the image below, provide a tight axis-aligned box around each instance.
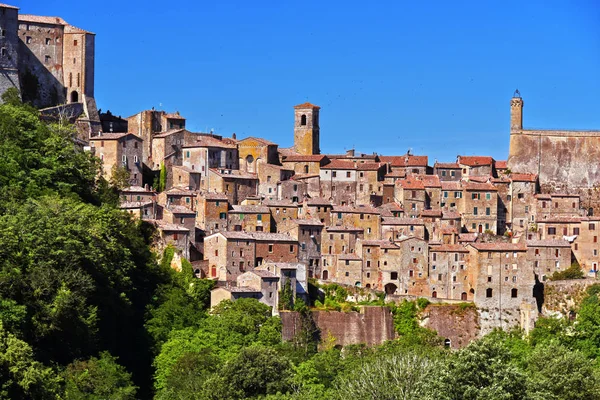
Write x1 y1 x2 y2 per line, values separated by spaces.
4 90 600 399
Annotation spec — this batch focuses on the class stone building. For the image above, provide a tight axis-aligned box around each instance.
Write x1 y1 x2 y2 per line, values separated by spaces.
380 154 429 176
236 270 280 310
250 232 298 266
293 102 320 155
89 133 143 186
258 163 293 201
331 205 381 240
281 154 329 175
395 177 426 218
203 231 256 282
320 160 359 206
300 197 333 225
356 162 386 206
181 135 238 183
162 205 196 233
237 137 279 173
263 199 298 231
457 156 494 178
0 4 20 99
196 192 228 234
321 226 364 279
395 236 429 296
526 239 572 281
466 242 536 334
206 168 258 205
507 92 600 193
228 204 270 232
381 217 425 241
332 253 363 286
462 181 498 234
428 244 470 300
279 219 323 277
172 165 201 190
434 162 461 181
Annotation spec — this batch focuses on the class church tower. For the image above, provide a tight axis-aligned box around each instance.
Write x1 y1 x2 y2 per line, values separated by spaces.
510 90 523 132
294 102 320 155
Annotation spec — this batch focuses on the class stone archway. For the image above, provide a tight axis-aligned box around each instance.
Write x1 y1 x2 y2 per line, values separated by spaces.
384 282 397 295
70 90 79 103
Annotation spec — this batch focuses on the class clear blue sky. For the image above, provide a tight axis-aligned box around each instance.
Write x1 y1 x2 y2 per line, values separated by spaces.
19 0 600 162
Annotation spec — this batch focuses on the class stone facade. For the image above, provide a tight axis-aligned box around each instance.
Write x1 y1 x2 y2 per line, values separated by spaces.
293 103 320 155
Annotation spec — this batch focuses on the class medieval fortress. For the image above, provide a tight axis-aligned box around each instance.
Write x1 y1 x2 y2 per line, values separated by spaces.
4 4 600 341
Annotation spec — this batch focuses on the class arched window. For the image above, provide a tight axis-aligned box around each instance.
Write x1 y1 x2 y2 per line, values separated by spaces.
511 288 518 298
486 288 493 298
322 270 329 280
461 292 467 300
70 90 78 103
300 114 307 126
432 291 437 298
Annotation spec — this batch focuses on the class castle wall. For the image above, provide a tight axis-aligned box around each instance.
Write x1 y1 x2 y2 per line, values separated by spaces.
17 21 65 107
0 7 20 99
508 130 600 190
281 306 395 347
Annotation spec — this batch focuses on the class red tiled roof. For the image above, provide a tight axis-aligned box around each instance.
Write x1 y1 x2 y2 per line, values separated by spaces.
165 112 185 120
419 174 441 188
357 162 386 171
398 178 425 190
322 160 357 170
510 173 537 182
420 209 443 218
283 155 327 162
380 155 428 167
19 14 68 25
469 242 527 251
527 239 571 248
441 181 462 190
458 156 494 167
464 182 497 191
430 244 469 252
435 162 460 169
495 160 508 169
294 102 320 109
382 217 424 226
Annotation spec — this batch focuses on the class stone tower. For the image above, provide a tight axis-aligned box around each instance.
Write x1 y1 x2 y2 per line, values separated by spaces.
510 91 523 132
0 4 21 99
294 102 320 155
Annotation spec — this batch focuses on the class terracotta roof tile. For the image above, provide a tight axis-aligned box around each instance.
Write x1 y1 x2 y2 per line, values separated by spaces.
283 154 328 162
382 217 424 226
380 155 428 167
527 239 571 248
435 162 460 168
429 244 469 252
458 156 494 167
398 178 425 190
357 162 386 171
322 159 358 170
495 160 508 169
294 102 320 109
465 182 497 191
469 242 527 251
510 173 538 182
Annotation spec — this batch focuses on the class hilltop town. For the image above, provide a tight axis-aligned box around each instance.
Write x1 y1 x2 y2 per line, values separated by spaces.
4 3 600 339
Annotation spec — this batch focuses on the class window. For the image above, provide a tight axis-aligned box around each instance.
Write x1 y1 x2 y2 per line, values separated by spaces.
45 37 51 45
257 214 262 221
73 39 78 46
219 212 226 219
26 36 32 44
332 171 337 178
300 114 307 125
345 260 350 266
290 244 294 253
548 227 556 235
432 253 437 261
574 227 580 235
511 288 518 298
215 250 218 256
44 55 51 64
444 191 448 198
391 272 398 280
441 170 446 176
0 48 5 56
486 193 491 200
591 223 596 231
473 207 478 215
346 171 351 178
268 244 273 253
486 207 490 216
486 288 493 298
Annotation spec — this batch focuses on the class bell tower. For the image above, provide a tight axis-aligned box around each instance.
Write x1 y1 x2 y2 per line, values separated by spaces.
293 102 320 155
510 90 523 132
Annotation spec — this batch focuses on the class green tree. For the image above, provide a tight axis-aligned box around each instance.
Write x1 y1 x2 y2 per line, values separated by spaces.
0 321 62 399
159 163 167 192
109 164 131 190
209 347 293 399
333 347 443 400
437 334 527 400
279 279 294 311
525 343 600 400
63 351 137 400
